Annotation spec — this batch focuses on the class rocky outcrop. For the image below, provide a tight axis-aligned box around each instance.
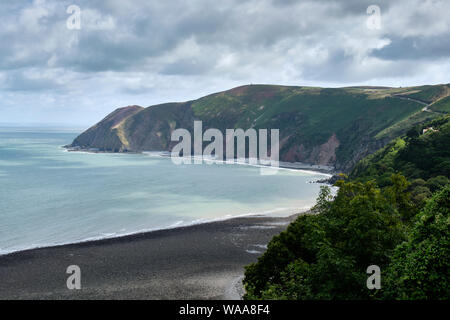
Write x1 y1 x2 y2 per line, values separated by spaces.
281 134 339 166
311 133 340 165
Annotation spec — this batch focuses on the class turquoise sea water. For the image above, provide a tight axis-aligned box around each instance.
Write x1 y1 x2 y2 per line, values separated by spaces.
0 128 329 255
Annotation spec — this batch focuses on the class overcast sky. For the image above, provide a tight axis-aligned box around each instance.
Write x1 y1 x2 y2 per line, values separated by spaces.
1 0 449 126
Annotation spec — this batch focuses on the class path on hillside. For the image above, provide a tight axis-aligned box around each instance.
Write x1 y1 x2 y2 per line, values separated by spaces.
392 95 445 115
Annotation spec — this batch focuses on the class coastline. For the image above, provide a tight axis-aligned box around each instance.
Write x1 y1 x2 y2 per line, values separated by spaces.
0 206 311 257
63 146 337 176
0 212 302 300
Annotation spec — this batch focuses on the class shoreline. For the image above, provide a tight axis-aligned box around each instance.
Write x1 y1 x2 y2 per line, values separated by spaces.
63 146 337 176
0 208 309 258
0 212 302 299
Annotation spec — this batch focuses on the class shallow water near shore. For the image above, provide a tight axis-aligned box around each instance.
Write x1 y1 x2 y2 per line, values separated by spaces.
0 128 329 255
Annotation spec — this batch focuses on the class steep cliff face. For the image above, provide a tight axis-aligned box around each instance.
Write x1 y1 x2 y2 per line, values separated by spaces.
70 105 144 152
123 102 195 151
68 84 449 172
281 133 339 166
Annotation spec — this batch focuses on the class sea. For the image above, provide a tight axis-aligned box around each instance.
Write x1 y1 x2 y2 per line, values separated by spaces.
0 127 330 255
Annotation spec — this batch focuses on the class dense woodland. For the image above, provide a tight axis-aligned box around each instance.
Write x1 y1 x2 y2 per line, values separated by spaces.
244 115 450 300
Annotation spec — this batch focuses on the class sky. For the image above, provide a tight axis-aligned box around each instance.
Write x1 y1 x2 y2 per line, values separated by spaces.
1 0 449 126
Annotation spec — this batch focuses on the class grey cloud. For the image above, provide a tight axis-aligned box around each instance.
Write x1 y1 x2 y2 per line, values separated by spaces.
2 0 447 77
371 36 450 61
2 71 64 92
0 0 449 125
160 58 213 76
301 48 421 83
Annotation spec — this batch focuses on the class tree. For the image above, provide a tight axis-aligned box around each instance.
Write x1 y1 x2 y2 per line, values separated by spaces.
406 126 421 139
244 177 406 300
426 175 450 192
383 186 450 300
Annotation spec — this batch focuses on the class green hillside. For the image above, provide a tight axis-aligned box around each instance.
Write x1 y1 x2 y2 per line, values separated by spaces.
401 84 450 103
351 116 450 183
69 84 449 172
431 95 450 113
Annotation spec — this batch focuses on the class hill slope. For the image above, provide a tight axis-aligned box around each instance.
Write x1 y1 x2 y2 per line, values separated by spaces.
68 84 450 172
350 115 450 205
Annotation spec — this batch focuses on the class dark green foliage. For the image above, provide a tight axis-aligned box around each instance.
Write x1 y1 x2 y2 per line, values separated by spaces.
397 119 450 179
350 137 406 186
244 176 407 300
383 186 450 300
406 126 421 139
243 214 323 298
244 177 449 300
426 176 450 192
410 185 432 208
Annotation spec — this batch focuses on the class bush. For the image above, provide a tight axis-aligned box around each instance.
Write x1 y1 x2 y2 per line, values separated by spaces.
244 176 407 300
426 176 450 192
383 186 450 300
